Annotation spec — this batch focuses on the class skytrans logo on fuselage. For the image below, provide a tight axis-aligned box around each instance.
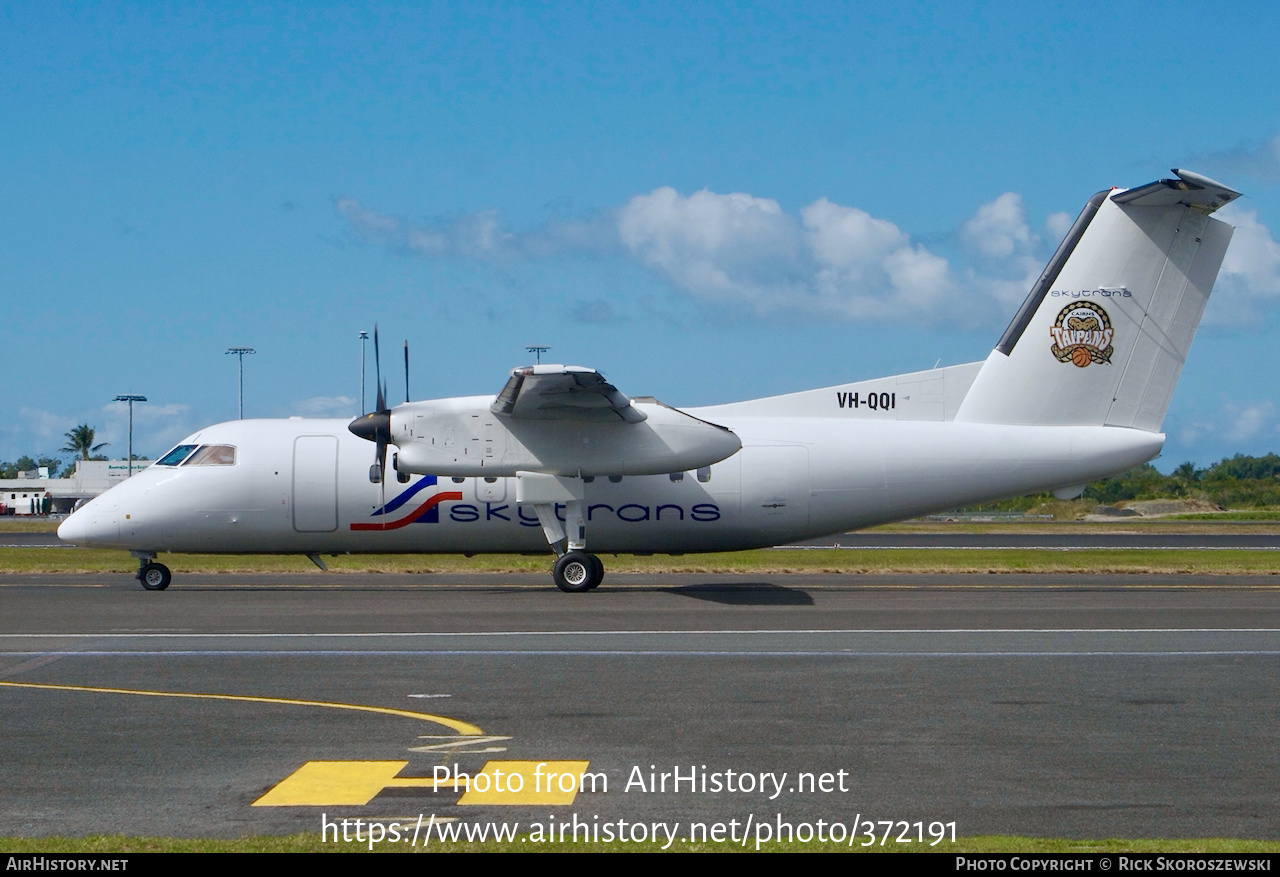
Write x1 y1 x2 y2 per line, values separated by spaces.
351 476 721 530
350 476 463 531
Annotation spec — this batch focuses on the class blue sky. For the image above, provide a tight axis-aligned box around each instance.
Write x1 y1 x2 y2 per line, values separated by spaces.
4 1 1280 471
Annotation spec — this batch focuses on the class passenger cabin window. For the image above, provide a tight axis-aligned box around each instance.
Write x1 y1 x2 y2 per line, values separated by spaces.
157 445 198 466
184 445 237 466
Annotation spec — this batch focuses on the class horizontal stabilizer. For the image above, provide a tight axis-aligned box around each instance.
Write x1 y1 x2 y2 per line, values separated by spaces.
1110 168 1241 214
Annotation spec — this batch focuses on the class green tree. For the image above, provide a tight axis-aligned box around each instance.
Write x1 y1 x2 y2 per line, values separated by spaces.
1200 454 1280 507
1171 461 1201 497
1083 463 1171 505
60 425 108 461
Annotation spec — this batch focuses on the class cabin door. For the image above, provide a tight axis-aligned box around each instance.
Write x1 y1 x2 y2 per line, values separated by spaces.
293 435 339 532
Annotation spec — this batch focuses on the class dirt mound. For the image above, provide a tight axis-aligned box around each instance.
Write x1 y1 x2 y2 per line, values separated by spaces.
1121 499 1223 517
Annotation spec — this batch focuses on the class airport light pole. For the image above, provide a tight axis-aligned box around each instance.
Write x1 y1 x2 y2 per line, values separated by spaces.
526 345 550 365
359 331 369 413
113 395 147 477
225 347 255 419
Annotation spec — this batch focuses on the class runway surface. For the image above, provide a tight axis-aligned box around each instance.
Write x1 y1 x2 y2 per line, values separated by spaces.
4 529 1280 550
2 572 1279 843
0 533 67 547
790 531 1280 549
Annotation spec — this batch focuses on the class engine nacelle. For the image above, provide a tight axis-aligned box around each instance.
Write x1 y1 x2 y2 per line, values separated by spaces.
391 397 741 477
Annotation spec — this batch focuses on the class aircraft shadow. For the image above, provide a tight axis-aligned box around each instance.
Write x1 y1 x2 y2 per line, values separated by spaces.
663 582 814 606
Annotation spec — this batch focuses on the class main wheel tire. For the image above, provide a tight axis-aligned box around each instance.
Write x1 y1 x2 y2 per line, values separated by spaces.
553 551 602 593
139 562 172 591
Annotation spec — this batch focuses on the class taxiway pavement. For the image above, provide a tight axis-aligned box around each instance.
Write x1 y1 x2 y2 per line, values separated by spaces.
2 573 1278 843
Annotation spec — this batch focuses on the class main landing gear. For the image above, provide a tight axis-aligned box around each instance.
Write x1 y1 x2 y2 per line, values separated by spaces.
519 473 605 593
553 550 604 593
132 551 172 591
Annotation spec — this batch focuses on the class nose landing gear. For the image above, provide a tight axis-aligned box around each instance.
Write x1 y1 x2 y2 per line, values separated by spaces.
132 551 172 591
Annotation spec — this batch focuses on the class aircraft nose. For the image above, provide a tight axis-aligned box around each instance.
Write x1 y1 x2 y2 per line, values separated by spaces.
57 514 86 544
57 503 120 546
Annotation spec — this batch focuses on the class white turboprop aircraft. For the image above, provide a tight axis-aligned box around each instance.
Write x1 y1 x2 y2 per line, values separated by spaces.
59 169 1240 592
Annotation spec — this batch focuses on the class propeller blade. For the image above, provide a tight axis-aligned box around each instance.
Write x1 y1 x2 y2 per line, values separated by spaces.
348 323 396 487
404 339 409 404
373 325 383 413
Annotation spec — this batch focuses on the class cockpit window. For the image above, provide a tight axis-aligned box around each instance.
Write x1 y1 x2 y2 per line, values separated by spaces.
183 445 237 466
156 445 198 466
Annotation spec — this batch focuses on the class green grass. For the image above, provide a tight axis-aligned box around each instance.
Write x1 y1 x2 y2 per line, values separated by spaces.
3 546 1280 577
0 518 61 532
2 834 1279 853
1163 511 1280 521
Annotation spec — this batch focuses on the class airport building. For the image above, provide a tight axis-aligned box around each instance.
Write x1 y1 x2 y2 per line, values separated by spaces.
0 459 147 515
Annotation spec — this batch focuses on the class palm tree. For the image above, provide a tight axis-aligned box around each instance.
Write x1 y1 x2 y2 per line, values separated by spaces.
61 424 108 461
1172 461 1200 497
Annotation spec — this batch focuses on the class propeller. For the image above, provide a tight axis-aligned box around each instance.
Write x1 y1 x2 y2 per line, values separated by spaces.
348 325 392 485
395 339 412 482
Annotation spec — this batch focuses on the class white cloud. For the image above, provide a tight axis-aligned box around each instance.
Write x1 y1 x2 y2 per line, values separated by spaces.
1178 401 1279 451
803 199 907 269
17 408 74 443
617 187 804 309
612 187 977 321
1205 206 1280 326
0 404 198 463
1045 211 1073 242
960 192 1032 260
335 197 400 235
1226 402 1277 442
336 197 615 262
0 408 76 461
336 184 1280 330
100 401 194 460
803 198 949 320
338 187 1053 325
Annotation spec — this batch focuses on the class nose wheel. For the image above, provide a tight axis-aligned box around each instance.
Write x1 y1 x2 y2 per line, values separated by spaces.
553 551 604 593
137 561 172 591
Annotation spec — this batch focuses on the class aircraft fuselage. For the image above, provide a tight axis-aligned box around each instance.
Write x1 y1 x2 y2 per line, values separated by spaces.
60 412 1161 556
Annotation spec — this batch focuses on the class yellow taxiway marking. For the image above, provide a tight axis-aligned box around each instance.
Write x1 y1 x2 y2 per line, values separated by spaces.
0 681 484 735
457 760 591 806
255 760 591 807
254 761 418 806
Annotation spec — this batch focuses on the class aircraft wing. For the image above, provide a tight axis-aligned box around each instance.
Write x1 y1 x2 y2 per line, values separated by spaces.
490 365 648 424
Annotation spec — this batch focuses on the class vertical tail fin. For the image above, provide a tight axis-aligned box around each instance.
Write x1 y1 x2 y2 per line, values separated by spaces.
955 169 1239 430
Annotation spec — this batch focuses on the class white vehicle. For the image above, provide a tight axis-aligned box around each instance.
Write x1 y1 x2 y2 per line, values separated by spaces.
59 169 1240 592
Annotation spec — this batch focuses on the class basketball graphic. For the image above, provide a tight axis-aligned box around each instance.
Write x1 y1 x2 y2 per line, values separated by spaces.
1050 302 1114 367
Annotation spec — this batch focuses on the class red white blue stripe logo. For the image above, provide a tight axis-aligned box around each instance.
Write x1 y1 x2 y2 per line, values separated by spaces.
350 476 463 531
